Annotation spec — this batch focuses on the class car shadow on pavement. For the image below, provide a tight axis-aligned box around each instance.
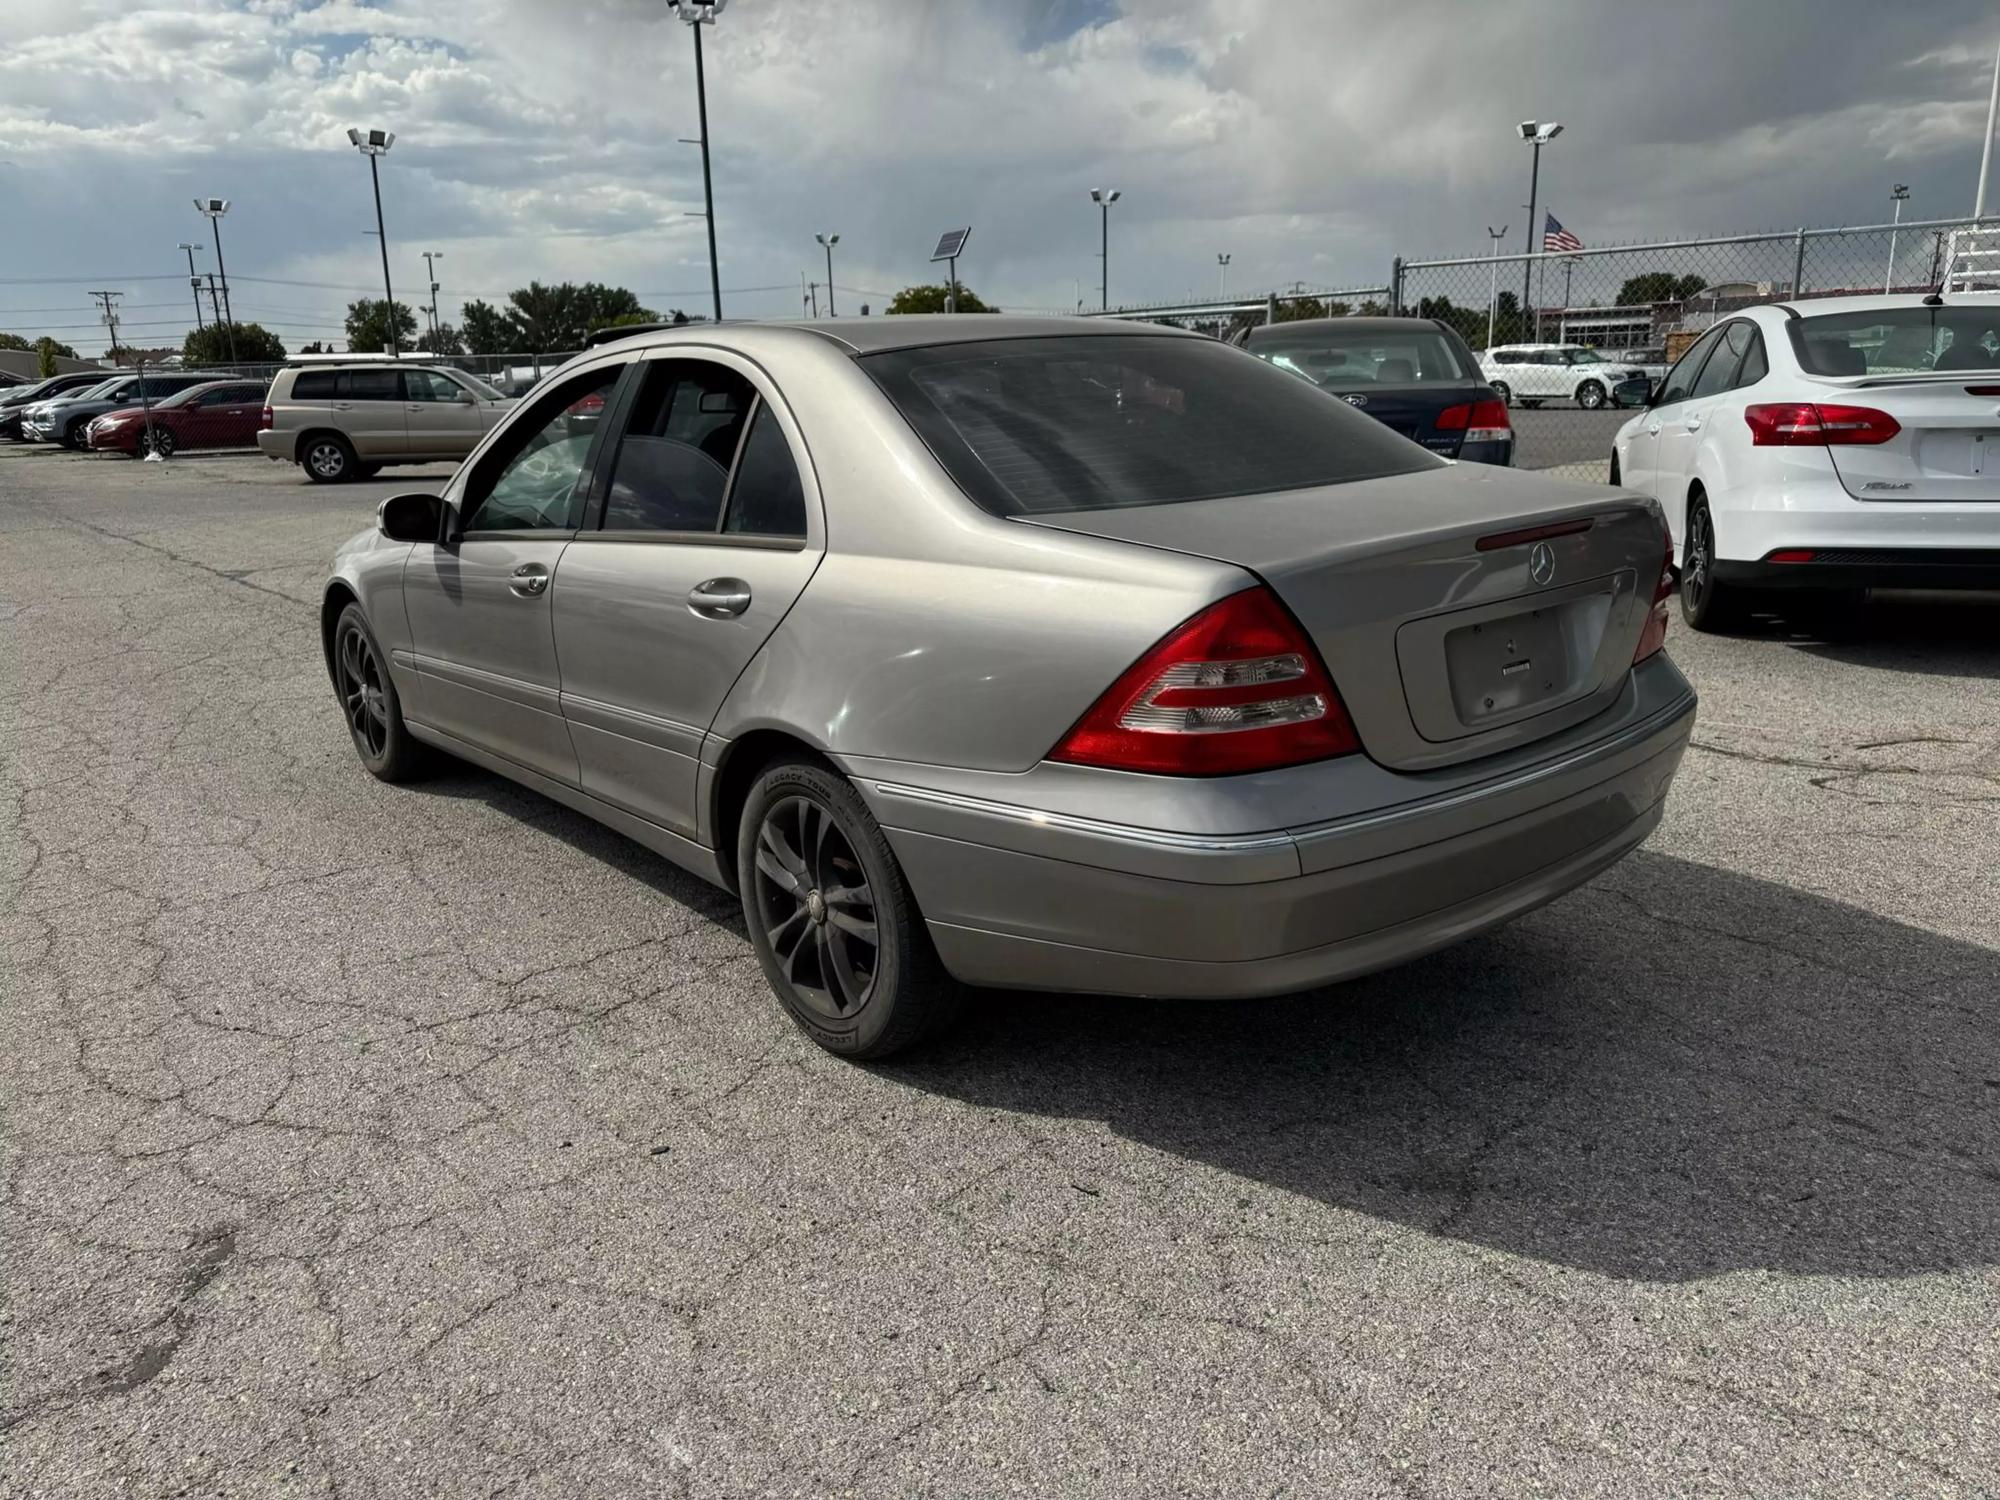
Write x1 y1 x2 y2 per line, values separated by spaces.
1743 590 2000 678
895 851 2000 1284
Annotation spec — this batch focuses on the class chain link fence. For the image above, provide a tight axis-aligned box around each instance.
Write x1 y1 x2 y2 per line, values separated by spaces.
1390 213 2000 483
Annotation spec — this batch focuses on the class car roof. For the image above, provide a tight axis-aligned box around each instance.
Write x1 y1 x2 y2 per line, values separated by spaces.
585 314 1201 359
1246 316 1444 339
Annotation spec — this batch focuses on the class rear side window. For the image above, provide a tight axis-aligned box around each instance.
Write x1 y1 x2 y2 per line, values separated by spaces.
1655 325 1726 406
1732 331 1768 389
722 404 807 538
1691 322 1754 399
600 360 753 532
864 334 1437 517
345 369 401 402
290 371 337 399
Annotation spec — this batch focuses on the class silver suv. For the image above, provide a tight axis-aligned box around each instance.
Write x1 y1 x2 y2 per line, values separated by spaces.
258 361 515 482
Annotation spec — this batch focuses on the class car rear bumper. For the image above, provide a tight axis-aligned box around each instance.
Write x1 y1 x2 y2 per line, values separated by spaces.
1716 548 2000 591
256 429 292 460
854 660 1696 998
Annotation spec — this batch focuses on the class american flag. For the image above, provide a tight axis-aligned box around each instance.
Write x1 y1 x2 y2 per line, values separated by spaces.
1544 213 1584 253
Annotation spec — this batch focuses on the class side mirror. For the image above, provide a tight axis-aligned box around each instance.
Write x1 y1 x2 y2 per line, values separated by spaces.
377 492 444 543
457 391 477 405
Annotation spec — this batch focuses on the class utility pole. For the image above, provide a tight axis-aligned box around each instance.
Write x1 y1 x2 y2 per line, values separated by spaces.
1977 32 2000 219
204 273 224 327
177 244 205 331
423 250 444 344
90 291 124 363
807 281 820 318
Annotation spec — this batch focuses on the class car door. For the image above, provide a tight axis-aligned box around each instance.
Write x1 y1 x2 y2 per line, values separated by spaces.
398 360 630 784
1625 324 1728 506
183 384 257 448
335 367 408 458
402 369 491 460
1654 321 1752 547
552 353 823 838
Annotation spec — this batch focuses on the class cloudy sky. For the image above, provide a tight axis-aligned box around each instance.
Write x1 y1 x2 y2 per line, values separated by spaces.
3 0 1998 354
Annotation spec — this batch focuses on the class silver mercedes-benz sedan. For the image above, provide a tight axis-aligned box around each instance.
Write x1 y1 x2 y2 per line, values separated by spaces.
322 316 1695 1058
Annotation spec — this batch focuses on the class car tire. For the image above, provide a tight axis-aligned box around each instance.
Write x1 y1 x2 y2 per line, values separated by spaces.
63 420 92 450
737 755 961 1061
1678 495 1751 632
1608 451 1621 486
1490 381 1511 406
1521 398 1543 409
354 462 383 480
1577 380 1606 410
147 428 176 459
332 603 429 782
302 433 357 483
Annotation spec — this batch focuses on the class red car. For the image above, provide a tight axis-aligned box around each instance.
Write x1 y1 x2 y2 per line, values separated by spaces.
88 379 271 458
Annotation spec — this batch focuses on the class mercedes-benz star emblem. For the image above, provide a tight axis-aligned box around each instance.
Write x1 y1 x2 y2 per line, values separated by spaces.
1344 394 1368 407
1529 541 1556 586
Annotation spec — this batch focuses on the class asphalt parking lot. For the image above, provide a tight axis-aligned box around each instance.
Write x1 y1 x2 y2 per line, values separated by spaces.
1509 405 1627 477
4 444 1998 1499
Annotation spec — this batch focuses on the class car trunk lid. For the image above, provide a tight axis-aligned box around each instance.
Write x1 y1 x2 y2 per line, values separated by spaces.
1330 381 1497 458
1018 465 1664 771
1801 374 2000 502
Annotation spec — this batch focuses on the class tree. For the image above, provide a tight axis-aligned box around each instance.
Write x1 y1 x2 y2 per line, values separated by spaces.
184 322 285 366
460 299 515 356
886 283 997 314
36 338 72 377
298 341 327 355
417 323 467 355
0 332 32 352
1272 297 1330 323
344 299 421 354
1615 271 1708 307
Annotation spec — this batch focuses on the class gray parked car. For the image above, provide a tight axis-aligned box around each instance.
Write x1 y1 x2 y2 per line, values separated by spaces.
323 317 1696 1058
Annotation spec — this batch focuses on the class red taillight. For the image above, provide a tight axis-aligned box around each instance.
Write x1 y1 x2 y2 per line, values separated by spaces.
568 393 606 416
1049 587 1361 776
1633 524 1673 663
1436 399 1511 443
1766 548 1816 564
1744 402 1899 447
259 406 273 430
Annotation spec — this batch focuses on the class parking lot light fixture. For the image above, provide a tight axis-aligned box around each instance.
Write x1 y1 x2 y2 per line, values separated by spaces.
815 233 839 316
1484 225 1508 349
1217 253 1231 299
193 199 238 363
347 129 401 355
1091 188 1121 310
668 0 728 323
1517 121 1562 340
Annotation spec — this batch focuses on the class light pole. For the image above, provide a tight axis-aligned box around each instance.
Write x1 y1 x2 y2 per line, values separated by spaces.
193 199 238 363
669 0 728 323
1484 224 1508 349
176 242 206 332
346 128 400 355
1090 188 1121 310
1977 34 2000 218
1217 253 1231 299
1517 120 1562 341
815 233 839 316
1886 184 1910 293
422 250 444 343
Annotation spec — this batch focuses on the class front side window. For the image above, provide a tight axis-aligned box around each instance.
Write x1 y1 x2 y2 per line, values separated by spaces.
462 366 623 533
599 361 753 532
404 370 466 403
866 334 1437 518
1655 325 1726 407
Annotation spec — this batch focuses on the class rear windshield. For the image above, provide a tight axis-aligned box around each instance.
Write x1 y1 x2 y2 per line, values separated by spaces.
863 334 1438 517
1249 328 1475 389
1792 305 2000 376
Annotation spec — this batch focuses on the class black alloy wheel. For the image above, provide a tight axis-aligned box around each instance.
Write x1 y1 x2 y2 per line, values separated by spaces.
332 604 427 780
737 757 959 1059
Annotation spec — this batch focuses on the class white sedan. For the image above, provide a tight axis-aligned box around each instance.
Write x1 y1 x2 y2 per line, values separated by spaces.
1612 295 2000 629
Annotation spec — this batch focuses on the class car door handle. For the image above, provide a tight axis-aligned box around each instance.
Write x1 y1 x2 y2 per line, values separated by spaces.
1646 421 1663 436
1684 414 1703 431
688 578 752 618
509 562 550 598
333 402 353 411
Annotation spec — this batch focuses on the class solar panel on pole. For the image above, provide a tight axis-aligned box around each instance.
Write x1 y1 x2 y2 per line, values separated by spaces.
931 228 971 313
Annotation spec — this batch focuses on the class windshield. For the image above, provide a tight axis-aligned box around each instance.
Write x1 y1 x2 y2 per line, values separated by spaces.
1249 328 1475 388
58 379 122 402
864 334 1439 518
1793 305 2000 376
